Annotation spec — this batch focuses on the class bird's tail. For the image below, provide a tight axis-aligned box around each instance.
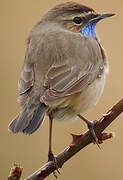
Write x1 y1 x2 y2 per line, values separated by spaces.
8 96 47 134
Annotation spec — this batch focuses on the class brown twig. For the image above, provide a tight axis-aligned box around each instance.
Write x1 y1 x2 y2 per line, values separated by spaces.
8 164 23 180
15 98 123 180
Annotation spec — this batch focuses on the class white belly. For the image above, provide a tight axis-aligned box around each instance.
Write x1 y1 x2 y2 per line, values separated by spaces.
72 73 106 114
52 73 106 122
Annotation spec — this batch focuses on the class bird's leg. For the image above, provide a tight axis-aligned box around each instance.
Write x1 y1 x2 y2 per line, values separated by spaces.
48 115 60 176
48 115 53 161
78 114 101 149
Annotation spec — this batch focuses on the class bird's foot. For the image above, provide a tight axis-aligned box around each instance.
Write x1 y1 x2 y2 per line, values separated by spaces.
48 152 60 178
78 114 101 149
87 120 101 149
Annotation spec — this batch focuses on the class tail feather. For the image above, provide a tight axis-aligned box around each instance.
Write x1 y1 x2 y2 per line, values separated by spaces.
23 103 46 134
8 99 46 134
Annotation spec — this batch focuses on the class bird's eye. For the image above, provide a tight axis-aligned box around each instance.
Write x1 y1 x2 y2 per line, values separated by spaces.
73 17 82 24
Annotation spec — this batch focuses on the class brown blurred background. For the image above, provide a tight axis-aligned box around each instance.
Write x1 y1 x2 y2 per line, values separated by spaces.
0 0 123 179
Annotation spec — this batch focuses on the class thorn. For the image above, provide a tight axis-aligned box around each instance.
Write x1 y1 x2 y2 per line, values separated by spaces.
95 141 101 150
92 138 101 149
103 110 113 117
97 132 115 145
89 129 101 149
70 133 83 144
53 171 58 179
100 132 115 141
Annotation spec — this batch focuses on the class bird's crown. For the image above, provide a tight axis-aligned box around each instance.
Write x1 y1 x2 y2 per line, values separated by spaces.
42 1 95 20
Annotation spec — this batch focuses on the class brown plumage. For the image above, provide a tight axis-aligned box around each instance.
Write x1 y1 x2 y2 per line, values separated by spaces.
8 1 114 164
42 2 94 20
16 26 106 125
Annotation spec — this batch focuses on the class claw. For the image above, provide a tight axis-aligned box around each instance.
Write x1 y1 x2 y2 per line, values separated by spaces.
78 114 101 149
48 152 60 177
87 120 101 149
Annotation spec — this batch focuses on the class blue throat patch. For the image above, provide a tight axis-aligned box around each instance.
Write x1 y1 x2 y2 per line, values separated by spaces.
81 21 98 40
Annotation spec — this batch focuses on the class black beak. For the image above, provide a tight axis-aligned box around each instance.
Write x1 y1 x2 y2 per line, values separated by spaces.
96 13 115 21
87 13 115 23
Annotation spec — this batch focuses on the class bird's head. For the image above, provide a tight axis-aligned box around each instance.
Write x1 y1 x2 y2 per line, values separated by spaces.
42 2 115 40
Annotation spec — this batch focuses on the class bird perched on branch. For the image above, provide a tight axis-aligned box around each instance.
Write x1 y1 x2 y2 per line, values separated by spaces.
8 1 114 168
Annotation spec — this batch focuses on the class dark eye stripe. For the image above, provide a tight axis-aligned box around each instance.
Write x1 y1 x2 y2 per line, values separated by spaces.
86 13 98 21
73 13 98 25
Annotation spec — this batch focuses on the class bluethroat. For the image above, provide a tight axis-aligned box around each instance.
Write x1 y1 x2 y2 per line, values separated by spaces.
8 1 114 168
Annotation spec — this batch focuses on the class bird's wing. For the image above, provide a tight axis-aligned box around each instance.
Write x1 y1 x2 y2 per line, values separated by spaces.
18 62 34 106
17 26 104 106
41 63 92 104
17 37 36 106
41 33 104 105
18 63 34 96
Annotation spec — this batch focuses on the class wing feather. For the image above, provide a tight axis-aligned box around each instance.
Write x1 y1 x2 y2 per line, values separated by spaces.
18 63 34 106
41 63 96 104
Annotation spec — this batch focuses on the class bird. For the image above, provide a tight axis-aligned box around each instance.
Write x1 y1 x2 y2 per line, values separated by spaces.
8 1 114 167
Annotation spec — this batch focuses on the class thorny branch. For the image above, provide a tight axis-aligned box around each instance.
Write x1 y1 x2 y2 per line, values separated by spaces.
8 98 123 180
